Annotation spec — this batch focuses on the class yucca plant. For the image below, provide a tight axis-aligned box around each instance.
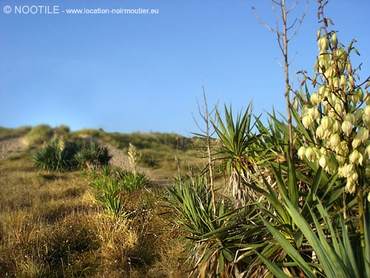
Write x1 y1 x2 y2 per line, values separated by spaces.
212 102 261 208
247 160 343 275
89 167 148 218
74 140 111 170
249 1 370 275
32 138 79 172
295 1 370 275
258 177 370 278
234 109 346 276
209 99 318 276
166 177 243 277
90 177 130 218
166 175 279 277
100 165 112 177
116 170 149 192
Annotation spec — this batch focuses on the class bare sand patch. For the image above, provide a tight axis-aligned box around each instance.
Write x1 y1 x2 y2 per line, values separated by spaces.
0 136 28 160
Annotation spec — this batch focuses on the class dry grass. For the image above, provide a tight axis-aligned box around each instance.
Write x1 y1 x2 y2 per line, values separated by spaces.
0 148 191 277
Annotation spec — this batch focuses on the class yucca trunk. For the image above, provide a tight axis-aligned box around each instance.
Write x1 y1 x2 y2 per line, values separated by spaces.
229 167 247 208
229 163 260 208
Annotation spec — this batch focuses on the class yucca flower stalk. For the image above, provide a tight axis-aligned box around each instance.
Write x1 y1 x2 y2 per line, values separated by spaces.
128 143 137 175
296 0 370 275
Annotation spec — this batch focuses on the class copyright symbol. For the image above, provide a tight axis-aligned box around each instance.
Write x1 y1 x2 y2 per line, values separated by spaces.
3 5 12 14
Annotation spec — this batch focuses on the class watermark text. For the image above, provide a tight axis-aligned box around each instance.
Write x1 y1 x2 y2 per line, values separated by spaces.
3 5 160 15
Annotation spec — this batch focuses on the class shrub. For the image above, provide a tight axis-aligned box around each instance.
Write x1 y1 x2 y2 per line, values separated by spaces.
32 139 110 172
32 139 80 172
116 170 149 192
74 140 111 170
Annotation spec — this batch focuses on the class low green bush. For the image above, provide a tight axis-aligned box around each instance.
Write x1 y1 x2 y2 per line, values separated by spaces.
116 170 149 192
74 140 111 170
32 139 111 172
32 139 80 172
89 167 149 218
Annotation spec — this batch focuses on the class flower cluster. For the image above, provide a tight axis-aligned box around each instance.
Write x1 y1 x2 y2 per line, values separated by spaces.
298 30 370 198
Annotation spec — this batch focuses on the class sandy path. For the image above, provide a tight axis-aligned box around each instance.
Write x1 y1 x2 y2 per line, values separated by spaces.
0 137 28 160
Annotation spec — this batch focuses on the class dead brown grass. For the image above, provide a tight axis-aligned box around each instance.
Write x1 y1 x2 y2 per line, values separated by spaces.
0 147 190 277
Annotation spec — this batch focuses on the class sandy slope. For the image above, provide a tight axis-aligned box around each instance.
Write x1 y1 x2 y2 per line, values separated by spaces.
98 141 147 173
0 136 28 160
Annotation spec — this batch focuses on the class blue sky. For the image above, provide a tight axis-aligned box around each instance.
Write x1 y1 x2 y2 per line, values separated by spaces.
1 0 369 136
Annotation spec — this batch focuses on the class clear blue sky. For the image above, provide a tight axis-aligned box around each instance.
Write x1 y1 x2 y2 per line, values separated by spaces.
1 0 369 136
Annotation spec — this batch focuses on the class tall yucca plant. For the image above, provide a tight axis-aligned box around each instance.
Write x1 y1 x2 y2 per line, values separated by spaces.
296 1 370 274
212 102 260 208
238 110 342 276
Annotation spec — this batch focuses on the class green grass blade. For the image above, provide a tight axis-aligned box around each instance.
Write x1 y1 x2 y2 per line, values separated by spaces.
340 216 361 277
287 153 298 210
261 218 316 278
255 251 290 278
364 203 370 277
282 193 351 278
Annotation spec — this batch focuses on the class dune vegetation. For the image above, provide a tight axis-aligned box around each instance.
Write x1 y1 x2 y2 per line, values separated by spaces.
0 126 201 277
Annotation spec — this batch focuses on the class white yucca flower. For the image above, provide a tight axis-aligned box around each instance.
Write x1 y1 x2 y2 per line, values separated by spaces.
319 155 328 168
356 127 369 143
305 147 316 162
302 115 313 129
345 177 356 194
329 134 341 148
298 146 306 160
349 150 363 165
341 120 353 136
